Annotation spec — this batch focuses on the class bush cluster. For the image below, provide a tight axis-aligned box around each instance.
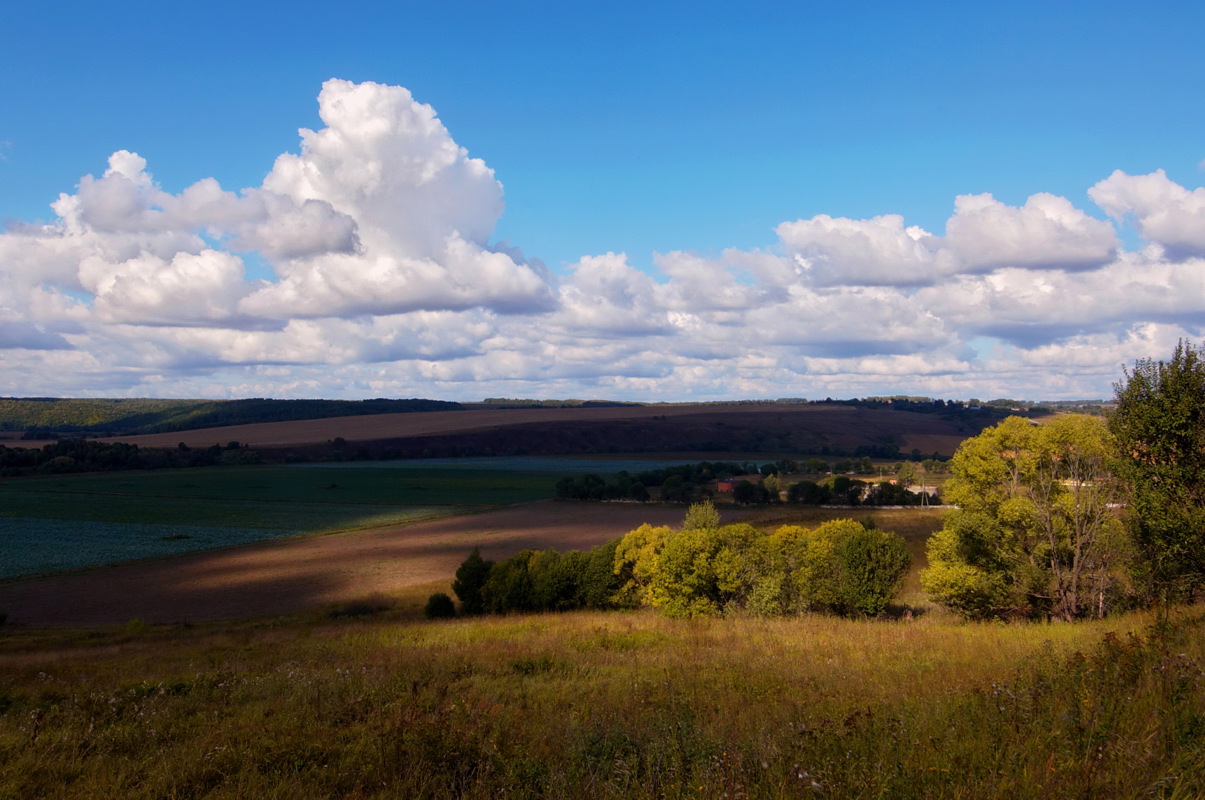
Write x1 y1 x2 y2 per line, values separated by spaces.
452 542 625 615
452 505 910 619
615 510 910 617
554 473 649 501
555 459 940 507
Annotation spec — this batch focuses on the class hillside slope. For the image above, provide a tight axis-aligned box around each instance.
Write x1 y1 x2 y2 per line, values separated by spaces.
73 402 1014 458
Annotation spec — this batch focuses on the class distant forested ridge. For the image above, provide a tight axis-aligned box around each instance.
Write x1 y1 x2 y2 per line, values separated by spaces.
0 397 462 437
478 398 644 408
0 438 272 476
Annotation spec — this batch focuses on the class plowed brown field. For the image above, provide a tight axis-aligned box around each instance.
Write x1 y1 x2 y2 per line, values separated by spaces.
0 502 722 627
54 403 985 455
84 405 781 448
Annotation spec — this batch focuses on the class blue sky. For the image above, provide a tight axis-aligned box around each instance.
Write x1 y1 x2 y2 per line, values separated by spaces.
2 1 1204 401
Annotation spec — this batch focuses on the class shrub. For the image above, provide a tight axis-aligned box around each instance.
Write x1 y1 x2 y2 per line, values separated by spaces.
424 593 456 619
829 522 912 615
124 618 150 636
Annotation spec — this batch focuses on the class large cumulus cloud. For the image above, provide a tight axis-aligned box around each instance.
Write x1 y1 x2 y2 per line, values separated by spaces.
1 79 1203 400
1089 168 1205 260
775 191 1117 287
0 80 553 336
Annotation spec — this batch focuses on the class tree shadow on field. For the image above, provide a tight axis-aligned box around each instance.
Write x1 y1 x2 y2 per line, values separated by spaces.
0 552 348 627
0 501 693 627
0 501 740 628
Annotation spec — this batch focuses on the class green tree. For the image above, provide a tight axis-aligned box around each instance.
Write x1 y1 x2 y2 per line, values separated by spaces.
762 473 781 502
612 523 673 606
660 474 693 503
682 500 720 530
528 549 581 611
1109 339 1205 599
481 550 536 614
732 480 765 504
922 415 1131 620
752 520 909 617
452 547 494 615
645 523 762 616
801 457 828 474
579 539 627 608
787 480 830 505
615 516 908 619
828 475 865 505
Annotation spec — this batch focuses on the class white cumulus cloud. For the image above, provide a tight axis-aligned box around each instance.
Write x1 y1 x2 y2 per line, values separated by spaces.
942 192 1117 273
776 214 937 287
2 79 1204 401
1089 168 1205 260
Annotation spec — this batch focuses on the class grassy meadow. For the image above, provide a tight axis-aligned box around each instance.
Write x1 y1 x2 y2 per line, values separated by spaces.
2 466 1202 797
1 599 1201 799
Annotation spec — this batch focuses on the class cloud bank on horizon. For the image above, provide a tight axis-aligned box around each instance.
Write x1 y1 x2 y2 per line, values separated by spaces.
1 79 1203 401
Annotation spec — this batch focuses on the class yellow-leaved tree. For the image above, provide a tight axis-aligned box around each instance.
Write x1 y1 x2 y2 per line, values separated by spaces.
922 414 1134 620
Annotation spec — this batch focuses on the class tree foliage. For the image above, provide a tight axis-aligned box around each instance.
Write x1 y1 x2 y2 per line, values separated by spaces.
787 480 830 505
922 415 1132 620
614 512 909 618
554 472 650 502
682 501 721 530
752 520 911 617
731 480 766 505
453 510 910 620
452 547 494 615
452 541 627 616
1109 339 1205 599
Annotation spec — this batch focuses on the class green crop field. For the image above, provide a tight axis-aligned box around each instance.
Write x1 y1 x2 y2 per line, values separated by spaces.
0 464 564 579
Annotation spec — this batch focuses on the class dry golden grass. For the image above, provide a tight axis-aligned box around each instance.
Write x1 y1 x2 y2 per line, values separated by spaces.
2 598 1200 799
